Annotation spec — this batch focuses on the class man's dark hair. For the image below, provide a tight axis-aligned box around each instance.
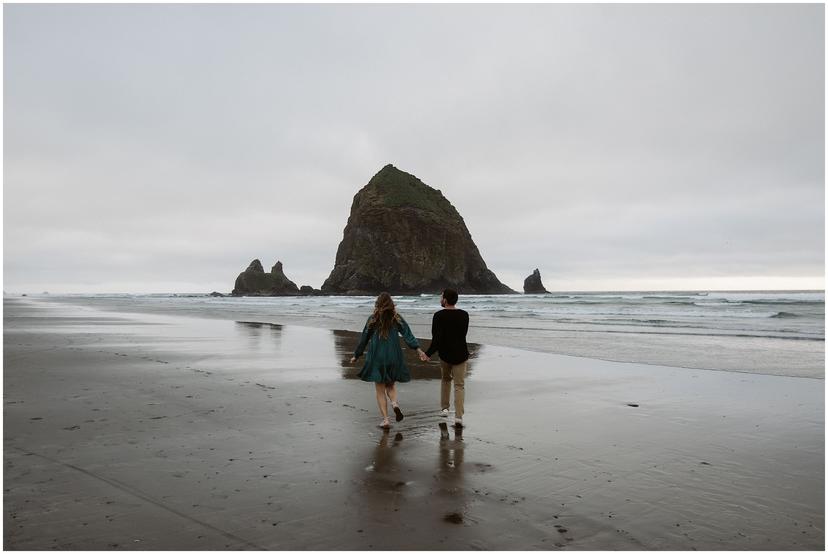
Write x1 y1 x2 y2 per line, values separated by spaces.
442 288 459 306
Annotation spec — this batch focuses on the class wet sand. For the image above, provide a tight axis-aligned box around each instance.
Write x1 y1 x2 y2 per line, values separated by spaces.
3 298 824 550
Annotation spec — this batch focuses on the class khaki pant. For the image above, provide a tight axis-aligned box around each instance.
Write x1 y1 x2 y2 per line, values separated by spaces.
440 361 467 419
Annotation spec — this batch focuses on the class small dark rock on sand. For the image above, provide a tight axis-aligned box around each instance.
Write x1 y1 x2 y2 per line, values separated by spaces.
444 512 464 524
626 403 640 407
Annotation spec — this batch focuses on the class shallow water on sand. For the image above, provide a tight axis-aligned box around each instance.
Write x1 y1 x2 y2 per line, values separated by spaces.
29 291 824 377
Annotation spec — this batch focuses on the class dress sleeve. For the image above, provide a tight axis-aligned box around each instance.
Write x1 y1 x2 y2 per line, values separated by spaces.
396 317 420 350
354 319 374 359
425 312 439 357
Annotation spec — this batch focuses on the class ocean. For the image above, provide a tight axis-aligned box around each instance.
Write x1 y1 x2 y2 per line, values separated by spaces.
25 290 824 378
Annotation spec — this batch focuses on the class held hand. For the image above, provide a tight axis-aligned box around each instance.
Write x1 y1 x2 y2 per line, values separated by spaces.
417 349 429 362
349 357 357 364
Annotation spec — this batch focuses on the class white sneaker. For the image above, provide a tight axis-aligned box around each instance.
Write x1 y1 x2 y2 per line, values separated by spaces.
440 409 449 417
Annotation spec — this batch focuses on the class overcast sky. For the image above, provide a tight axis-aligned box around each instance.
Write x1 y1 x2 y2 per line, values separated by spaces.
4 4 824 293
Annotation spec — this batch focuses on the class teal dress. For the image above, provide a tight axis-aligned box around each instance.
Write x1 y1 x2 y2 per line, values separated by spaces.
354 315 420 383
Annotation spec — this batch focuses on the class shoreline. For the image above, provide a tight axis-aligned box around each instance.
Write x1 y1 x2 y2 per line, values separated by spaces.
7 296 825 381
16 294 825 379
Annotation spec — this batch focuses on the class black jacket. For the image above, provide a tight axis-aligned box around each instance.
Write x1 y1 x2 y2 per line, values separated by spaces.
425 308 469 364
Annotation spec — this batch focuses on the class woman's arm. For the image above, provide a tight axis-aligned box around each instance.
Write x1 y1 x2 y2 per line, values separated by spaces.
397 317 420 350
353 319 374 359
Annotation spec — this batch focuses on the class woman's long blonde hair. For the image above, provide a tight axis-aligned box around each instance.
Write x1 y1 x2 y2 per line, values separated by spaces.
369 292 401 338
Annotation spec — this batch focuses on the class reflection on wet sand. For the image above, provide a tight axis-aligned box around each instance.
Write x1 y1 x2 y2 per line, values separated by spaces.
372 429 406 474
235 321 283 332
331 328 478 380
350 429 411 535
230 321 284 365
352 423 470 542
437 422 467 524
234 321 283 348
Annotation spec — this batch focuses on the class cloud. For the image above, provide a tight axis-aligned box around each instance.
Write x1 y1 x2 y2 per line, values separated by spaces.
4 4 824 292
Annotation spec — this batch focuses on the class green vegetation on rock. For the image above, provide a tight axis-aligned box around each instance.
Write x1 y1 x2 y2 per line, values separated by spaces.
368 165 460 219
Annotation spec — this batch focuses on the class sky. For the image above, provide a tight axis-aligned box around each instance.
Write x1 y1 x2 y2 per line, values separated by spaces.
4 3 825 293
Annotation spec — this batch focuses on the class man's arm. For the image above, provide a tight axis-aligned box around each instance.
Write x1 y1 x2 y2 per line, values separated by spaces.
425 312 440 358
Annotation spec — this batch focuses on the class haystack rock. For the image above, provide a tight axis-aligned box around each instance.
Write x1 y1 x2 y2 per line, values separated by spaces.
523 268 548 294
321 164 514 295
231 259 300 296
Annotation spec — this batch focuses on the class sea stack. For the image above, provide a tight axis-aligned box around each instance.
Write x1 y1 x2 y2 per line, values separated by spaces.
321 164 514 295
231 259 300 296
523 268 548 294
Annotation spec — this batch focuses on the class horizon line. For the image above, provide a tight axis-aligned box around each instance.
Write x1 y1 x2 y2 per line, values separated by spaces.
5 289 825 296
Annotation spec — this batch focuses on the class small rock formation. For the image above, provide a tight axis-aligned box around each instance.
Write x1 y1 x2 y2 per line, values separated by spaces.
231 259 300 296
523 268 548 294
321 164 514 295
208 291 225 297
299 285 321 296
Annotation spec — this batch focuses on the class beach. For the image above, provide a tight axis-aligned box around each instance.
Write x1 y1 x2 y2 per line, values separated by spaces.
3 297 824 550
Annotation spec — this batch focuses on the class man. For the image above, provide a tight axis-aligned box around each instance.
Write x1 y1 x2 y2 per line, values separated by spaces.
419 288 469 428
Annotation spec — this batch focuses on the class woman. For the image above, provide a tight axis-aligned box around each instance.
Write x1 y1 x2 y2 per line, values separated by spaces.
350 292 426 429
